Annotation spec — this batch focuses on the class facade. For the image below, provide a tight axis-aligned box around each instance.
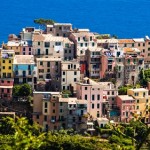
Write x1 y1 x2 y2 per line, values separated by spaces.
69 29 96 58
76 77 104 119
46 23 72 37
61 60 80 90
36 57 61 91
32 34 74 60
123 47 144 85
0 49 15 100
33 91 87 131
33 91 61 131
116 95 135 123
127 88 150 123
85 48 101 79
13 55 35 86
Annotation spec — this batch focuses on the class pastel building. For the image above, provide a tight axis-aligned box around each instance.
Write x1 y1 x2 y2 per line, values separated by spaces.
36 57 61 91
127 88 150 123
61 60 80 90
0 49 15 100
97 39 118 50
33 91 87 131
46 23 73 37
85 48 101 79
32 34 74 60
0 79 13 100
123 47 144 85
76 77 103 119
69 29 96 58
33 91 61 131
13 55 35 86
116 95 135 123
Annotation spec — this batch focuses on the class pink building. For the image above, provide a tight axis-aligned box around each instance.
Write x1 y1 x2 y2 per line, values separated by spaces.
20 41 33 55
116 95 135 123
76 77 103 119
0 79 14 100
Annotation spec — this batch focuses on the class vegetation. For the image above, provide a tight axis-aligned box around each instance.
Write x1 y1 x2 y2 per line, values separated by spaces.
0 117 119 150
34 18 56 26
139 69 150 87
13 84 32 97
118 85 133 95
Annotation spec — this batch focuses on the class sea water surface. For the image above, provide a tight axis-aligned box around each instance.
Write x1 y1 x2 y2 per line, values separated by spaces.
0 0 150 42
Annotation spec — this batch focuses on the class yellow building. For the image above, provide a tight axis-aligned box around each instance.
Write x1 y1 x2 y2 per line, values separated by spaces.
6 41 21 55
0 50 15 78
127 88 150 123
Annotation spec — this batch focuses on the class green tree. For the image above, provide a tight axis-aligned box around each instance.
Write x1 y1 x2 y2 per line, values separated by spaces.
34 18 56 26
13 84 32 97
19 84 32 97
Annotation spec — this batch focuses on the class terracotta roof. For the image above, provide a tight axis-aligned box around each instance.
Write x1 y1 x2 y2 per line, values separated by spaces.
118 39 134 44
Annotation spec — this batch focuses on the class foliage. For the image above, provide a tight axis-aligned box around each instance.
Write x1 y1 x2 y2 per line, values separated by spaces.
0 117 121 150
139 69 150 87
96 34 110 39
34 18 56 26
118 85 133 95
13 84 32 97
62 90 72 97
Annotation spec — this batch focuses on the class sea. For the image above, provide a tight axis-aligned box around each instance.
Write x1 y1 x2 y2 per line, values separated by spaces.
0 0 150 43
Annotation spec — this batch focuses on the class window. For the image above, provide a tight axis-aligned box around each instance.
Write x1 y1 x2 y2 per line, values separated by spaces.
146 99 149 103
3 60 5 63
138 43 140 46
69 50 71 53
136 106 139 109
112 91 114 95
92 95 95 100
92 42 95 47
63 71 65 75
44 102 48 108
44 116 47 121
28 78 32 82
107 91 110 95
143 49 145 53
85 94 87 100
74 78 77 82
90 36 92 41
80 43 83 47
91 104 94 109
60 102 63 106
148 48 150 51
85 87 87 90
143 43 145 46
97 94 100 100
47 62 50 67
65 50 67 53
97 104 100 108
36 115 39 119
8 66 11 70
3 66 5 69
23 47 25 51
74 71 77 75
38 42 40 45
132 43 134 47
55 42 61 46
124 44 127 47
62 78 65 82
40 61 43 66
29 48 31 51
45 42 50 47
7 89 10 93
74 65 76 69
78 37 80 41
53 103 55 107
85 43 88 47
60 109 63 113
53 109 55 113
137 100 139 103
28 71 31 75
